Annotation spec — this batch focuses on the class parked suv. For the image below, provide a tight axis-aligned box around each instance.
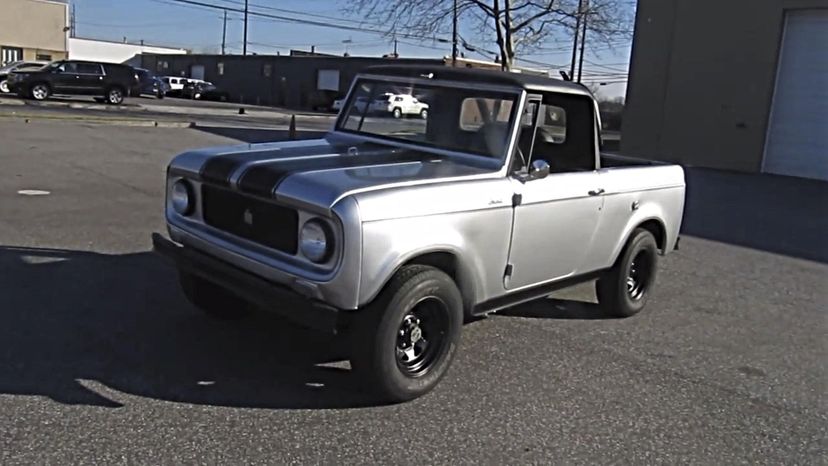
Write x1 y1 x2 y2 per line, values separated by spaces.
134 68 168 99
7 60 139 104
369 93 429 118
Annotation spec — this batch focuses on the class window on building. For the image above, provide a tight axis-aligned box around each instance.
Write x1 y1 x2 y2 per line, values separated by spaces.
1 46 23 66
217 62 224 75
263 63 272 77
36 54 52 61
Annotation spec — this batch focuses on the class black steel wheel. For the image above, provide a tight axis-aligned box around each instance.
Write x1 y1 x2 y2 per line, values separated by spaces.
352 265 462 402
395 297 450 377
596 228 659 317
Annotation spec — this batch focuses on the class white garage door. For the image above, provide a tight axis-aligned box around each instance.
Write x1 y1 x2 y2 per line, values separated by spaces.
763 9 828 181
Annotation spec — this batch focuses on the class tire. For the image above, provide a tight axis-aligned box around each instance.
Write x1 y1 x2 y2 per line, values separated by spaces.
392 107 402 119
106 86 125 105
0 79 9 94
351 265 463 402
30 83 50 101
178 271 251 319
419 108 428 119
596 228 659 317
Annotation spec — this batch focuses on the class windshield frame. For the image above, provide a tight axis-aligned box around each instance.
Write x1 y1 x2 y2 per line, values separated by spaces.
333 74 525 171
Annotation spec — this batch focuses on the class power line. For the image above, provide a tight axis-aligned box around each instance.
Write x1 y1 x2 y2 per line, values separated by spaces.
159 0 452 44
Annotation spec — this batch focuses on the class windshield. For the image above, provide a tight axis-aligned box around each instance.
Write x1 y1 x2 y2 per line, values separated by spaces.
42 61 64 72
337 78 520 159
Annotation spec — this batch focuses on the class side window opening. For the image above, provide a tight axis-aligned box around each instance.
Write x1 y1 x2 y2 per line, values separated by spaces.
518 93 596 174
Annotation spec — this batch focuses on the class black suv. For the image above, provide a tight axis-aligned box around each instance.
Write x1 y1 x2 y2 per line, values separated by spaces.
7 60 139 105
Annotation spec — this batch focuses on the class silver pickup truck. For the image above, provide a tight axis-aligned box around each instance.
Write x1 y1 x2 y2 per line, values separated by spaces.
153 65 685 401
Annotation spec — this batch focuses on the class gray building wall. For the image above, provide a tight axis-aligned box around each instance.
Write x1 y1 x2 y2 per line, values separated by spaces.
622 0 827 172
141 54 443 109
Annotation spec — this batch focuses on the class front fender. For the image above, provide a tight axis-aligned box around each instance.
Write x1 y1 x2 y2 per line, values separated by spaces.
358 209 513 310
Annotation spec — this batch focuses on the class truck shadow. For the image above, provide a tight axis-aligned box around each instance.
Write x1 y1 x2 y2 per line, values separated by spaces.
0 245 383 410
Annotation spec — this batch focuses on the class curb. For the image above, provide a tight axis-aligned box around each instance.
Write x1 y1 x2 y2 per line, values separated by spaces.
0 113 195 128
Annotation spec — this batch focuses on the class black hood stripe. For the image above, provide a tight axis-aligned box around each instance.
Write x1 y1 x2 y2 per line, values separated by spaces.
237 150 434 197
200 142 337 186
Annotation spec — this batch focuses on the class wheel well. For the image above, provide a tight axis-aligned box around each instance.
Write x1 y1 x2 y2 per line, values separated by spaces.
407 251 458 281
637 219 666 252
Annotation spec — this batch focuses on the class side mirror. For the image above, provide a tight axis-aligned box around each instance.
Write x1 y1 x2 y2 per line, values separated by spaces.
529 159 550 180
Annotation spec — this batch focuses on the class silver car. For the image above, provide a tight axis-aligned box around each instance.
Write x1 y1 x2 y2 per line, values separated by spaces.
154 65 686 402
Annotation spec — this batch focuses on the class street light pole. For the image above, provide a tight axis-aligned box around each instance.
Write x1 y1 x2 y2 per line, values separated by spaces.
243 0 249 56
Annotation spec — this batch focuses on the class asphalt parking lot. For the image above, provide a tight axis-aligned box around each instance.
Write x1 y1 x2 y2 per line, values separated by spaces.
0 119 826 463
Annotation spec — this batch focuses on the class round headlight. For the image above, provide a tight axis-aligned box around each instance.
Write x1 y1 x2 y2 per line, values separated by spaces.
171 179 193 215
299 219 333 263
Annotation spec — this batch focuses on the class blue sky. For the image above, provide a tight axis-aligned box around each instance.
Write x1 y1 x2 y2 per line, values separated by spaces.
71 0 632 98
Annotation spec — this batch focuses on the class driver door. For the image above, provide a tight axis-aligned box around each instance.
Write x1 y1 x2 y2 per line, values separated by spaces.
51 62 81 93
505 95 605 290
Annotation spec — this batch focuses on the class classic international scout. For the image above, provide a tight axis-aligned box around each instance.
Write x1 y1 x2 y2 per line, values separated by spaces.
153 65 685 401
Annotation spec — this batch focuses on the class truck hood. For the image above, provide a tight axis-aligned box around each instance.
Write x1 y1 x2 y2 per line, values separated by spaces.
171 135 498 211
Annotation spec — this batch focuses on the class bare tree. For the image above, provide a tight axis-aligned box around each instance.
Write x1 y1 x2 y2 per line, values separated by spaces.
344 0 632 71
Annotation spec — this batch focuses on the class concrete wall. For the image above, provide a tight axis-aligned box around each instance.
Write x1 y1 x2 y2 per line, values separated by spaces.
141 54 443 109
0 0 68 61
68 38 187 67
622 0 827 172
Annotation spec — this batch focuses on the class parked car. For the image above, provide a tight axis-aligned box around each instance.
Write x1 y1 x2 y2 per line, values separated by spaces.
153 65 686 402
369 93 429 118
331 96 345 112
134 68 169 99
162 76 189 97
7 60 139 104
0 61 47 94
181 81 229 101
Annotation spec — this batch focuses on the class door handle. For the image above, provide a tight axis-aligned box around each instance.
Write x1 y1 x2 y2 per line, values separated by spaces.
588 188 605 196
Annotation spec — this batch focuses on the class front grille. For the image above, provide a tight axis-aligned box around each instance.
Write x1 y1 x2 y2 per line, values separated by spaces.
201 184 299 254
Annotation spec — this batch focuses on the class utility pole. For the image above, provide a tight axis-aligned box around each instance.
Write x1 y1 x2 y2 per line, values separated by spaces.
68 2 77 38
577 0 589 83
221 9 227 55
569 0 583 80
451 0 458 66
243 0 249 56
393 37 398 57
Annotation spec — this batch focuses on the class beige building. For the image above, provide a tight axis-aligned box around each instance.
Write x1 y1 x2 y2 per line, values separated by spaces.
623 0 828 181
0 0 68 64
